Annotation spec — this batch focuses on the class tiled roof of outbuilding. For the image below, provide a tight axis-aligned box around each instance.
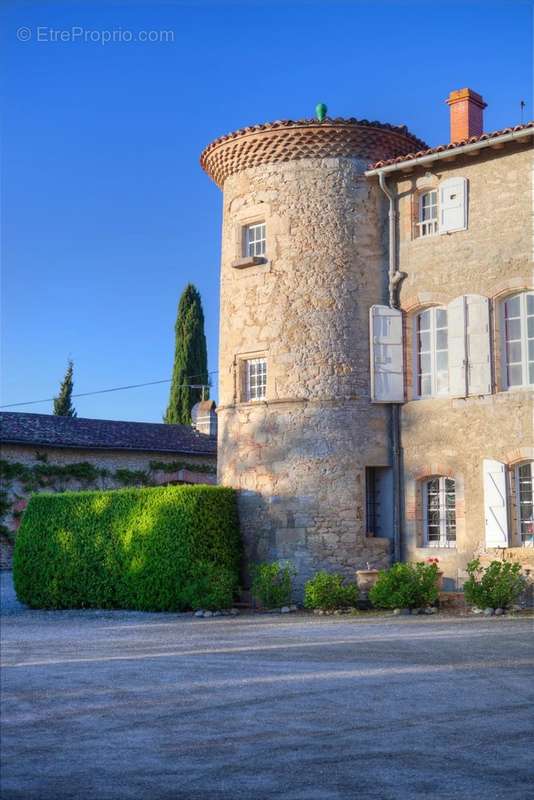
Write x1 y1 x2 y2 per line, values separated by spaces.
369 122 534 169
0 412 216 456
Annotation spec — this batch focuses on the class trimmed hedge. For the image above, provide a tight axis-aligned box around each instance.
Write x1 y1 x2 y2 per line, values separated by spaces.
13 485 241 611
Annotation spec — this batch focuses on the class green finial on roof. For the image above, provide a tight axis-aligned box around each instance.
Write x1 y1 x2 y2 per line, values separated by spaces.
315 102 327 122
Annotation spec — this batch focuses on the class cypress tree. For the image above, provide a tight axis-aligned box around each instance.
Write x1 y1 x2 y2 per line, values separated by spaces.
164 284 208 425
53 360 77 417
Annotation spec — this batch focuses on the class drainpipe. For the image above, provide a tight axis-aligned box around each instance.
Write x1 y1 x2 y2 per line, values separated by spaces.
378 171 402 563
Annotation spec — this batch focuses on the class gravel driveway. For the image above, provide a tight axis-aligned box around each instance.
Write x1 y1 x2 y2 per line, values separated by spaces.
1 571 533 800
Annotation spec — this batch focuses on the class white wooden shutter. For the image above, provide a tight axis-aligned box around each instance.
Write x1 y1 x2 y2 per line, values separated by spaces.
439 177 467 234
369 305 404 403
483 459 509 548
447 296 467 397
465 295 492 396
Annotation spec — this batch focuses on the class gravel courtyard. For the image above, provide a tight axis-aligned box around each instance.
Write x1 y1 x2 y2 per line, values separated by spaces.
1 572 533 800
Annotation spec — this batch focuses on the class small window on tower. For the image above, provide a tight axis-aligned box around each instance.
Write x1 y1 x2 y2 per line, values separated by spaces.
243 222 266 258
245 358 267 401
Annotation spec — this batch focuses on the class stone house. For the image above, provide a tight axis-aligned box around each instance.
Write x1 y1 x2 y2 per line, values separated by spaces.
201 87 533 595
0 411 217 568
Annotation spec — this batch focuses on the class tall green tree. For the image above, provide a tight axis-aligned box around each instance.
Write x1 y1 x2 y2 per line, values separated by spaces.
164 284 209 425
53 360 77 417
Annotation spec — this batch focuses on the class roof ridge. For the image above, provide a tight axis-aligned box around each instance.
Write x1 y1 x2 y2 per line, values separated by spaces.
369 121 534 169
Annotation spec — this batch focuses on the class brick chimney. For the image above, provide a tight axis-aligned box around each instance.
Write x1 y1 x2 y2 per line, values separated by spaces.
446 88 487 143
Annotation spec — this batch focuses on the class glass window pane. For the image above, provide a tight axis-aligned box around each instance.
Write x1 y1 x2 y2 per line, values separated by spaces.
507 341 522 364
436 370 448 393
420 375 432 396
418 310 431 331
528 317 534 339
420 353 431 374
435 308 447 328
508 364 523 387
529 363 534 385
419 332 431 352
436 329 448 350
527 294 534 314
505 318 521 341
436 351 448 371
505 296 521 318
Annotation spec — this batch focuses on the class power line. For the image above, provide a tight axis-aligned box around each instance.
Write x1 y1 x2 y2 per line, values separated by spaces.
0 371 219 409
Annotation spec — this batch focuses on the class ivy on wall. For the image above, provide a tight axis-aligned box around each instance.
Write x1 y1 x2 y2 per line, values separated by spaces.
0 457 217 546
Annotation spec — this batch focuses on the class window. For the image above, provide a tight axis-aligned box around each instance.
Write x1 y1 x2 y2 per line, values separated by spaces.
365 467 393 540
245 358 267 401
417 190 438 237
515 462 534 547
244 223 266 258
415 307 448 397
423 477 456 547
502 292 534 388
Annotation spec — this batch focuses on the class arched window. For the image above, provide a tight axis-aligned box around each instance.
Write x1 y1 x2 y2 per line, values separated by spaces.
417 191 438 237
502 292 534 388
423 477 456 547
415 307 448 397
515 462 534 547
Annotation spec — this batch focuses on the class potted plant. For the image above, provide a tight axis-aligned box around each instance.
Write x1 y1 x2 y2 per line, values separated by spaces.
426 557 444 590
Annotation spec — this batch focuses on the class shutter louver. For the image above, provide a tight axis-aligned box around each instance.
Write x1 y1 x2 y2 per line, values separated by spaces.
439 177 467 234
369 305 404 403
483 459 509 548
465 295 492 396
447 296 467 397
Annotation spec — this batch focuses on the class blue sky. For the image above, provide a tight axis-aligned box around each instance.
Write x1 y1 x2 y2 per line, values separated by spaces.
2 0 532 421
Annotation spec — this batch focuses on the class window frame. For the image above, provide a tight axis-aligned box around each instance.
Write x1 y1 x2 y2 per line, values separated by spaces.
514 461 534 547
414 306 449 398
416 190 438 238
243 222 266 259
422 476 456 548
501 291 534 390
244 357 267 402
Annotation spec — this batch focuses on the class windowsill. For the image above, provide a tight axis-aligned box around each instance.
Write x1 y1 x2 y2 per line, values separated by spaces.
411 393 450 401
501 384 534 393
231 256 267 270
416 545 457 551
237 399 268 407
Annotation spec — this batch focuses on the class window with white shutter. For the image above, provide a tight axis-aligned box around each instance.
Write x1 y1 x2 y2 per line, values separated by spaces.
501 292 534 388
483 459 509 548
415 307 448 397
447 295 491 397
447 297 467 397
515 462 534 547
369 305 404 403
439 177 468 234
423 477 456 547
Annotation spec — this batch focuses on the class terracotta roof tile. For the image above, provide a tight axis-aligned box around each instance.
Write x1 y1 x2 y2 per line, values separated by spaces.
369 122 534 169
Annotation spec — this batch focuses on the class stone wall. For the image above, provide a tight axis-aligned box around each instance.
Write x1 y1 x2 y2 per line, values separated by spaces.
0 445 216 569
391 141 533 587
218 156 393 594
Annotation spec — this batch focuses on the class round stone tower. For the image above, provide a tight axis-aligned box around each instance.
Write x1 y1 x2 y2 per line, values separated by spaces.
201 117 426 592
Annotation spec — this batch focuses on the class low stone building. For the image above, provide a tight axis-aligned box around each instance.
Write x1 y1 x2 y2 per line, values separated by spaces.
201 87 533 597
0 411 217 568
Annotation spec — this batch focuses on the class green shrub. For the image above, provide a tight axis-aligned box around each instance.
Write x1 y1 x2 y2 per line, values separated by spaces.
463 559 526 610
369 562 439 610
181 561 237 611
304 571 358 610
251 561 295 608
13 485 241 612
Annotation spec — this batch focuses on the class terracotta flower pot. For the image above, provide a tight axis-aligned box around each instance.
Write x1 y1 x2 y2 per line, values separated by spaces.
356 569 380 593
